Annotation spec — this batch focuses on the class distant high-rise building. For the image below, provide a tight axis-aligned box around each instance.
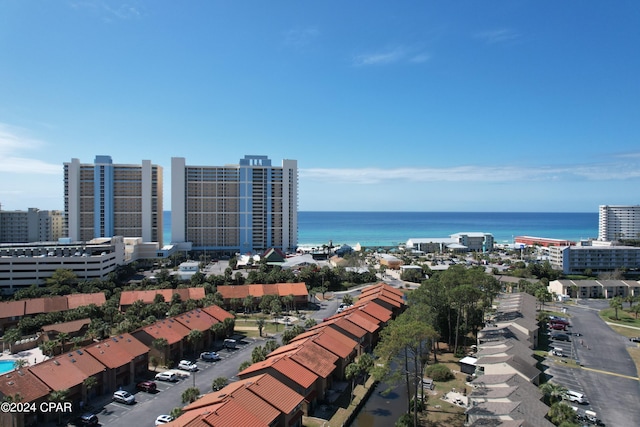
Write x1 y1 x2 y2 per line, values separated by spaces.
0 206 64 243
598 205 640 241
64 156 163 244
171 155 298 254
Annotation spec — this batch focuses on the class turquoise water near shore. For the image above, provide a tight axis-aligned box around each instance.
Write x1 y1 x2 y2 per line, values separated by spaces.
163 211 598 248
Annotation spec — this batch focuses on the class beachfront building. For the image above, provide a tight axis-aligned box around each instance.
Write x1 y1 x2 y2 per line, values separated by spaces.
599 205 640 241
171 155 298 254
0 206 64 243
548 244 640 275
406 232 494 253
64 155 164 245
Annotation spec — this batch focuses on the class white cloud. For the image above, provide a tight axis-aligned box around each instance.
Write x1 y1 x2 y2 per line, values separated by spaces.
353 47 406 66
474 29 520 45
0 124 60 174
352 45 430 66
283 26 320 48
301 161 640 185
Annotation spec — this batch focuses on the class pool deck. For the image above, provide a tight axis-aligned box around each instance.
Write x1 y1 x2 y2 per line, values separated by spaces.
0 347 47 372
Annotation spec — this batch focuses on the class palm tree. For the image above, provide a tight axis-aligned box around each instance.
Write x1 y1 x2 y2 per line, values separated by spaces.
540 382 568 405
152 338 169 365
609 296 624 320
12 359 27 371
57 331 70 353
39 340 56 358
256 318 266 337
211 323 226 344
83 376 98 403
187 329 204 356
2 328 22 354
49 389 69 425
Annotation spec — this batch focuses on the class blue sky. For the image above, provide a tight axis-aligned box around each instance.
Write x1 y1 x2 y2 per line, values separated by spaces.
1 1 639 212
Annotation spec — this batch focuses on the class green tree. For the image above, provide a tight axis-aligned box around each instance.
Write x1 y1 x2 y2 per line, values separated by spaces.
540 382 567 405
548 402 579 426
49 389 69 425
610 296 624 320
83 376 98 403
2 328 22 354
152 338 169 364
256 318 266 337
632 304 640 319
187 329 204 355
170 407 184 419
345 362 362 402
212 376 227 391
211 322 226 343
342 294 354 306
13 359 27 370
181 387 201 404
373 311 437 427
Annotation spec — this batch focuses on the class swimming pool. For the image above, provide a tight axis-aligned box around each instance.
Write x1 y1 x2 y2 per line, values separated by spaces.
0 360 15 374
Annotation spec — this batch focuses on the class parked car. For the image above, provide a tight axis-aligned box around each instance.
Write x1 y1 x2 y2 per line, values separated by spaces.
223 339 237 349
155 371 178 382
630 337 640 343
551 333 571 342
201 351 221 361
113 390 136 405
136 380 157 393
422 377 435 390
178 360 198 371
71 413 99 426
549 323 566 331
565 390 587 404
155 414 175 425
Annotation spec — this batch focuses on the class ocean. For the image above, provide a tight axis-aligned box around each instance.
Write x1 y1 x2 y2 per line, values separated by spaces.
163 211 599 248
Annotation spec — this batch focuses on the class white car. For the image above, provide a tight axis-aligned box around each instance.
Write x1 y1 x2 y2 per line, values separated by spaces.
177 360 198 371
113 390 135 405
155 371 178 382
155 414 174 425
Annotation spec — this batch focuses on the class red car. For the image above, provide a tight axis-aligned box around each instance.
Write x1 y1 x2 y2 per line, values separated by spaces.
136 380 157 393
549 323 566 330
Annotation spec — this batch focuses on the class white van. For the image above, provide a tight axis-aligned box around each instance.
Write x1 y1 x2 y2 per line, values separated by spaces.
223 339 237 349
565 390 586 404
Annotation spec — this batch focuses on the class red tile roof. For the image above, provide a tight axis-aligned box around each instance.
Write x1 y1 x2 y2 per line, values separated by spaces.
139 319 191 345
119 288 206 307
41 318 91 334
0 369 51 403
66 292 107 309
202 305 234 323
29 349 106 390
331 317 368 339
0 300 25 317
201 400 271 427
238 355 318 390
184 379 281 425
216 282 308 300
173 309 219 331
84 333 148 369
25 296 68 315
240 373 304 414
355 301 392 323
268 339 337 379
289 327 357 359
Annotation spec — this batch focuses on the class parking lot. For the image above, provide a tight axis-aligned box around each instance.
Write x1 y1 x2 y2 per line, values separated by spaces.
542 300 640 426
64 337 257 427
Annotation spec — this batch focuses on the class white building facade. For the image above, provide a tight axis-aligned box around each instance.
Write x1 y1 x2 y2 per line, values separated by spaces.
598 205 640 241
171 155 298 254
548 244 640 275
0 238 126 295
64 156 163 245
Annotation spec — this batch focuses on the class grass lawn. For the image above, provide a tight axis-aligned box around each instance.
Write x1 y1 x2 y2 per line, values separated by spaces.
599 307 640 327
420 351 467 427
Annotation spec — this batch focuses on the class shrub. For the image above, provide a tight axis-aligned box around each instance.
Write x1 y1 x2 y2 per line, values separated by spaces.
424 364 454 382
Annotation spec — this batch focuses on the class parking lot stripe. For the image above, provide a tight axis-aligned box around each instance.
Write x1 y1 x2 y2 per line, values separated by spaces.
581 366 640 381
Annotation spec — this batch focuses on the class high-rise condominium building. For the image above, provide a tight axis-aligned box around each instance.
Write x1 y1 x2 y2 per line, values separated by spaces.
64 156 163 245
598 205 640 241
0 206 64 243
171 155 298 254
